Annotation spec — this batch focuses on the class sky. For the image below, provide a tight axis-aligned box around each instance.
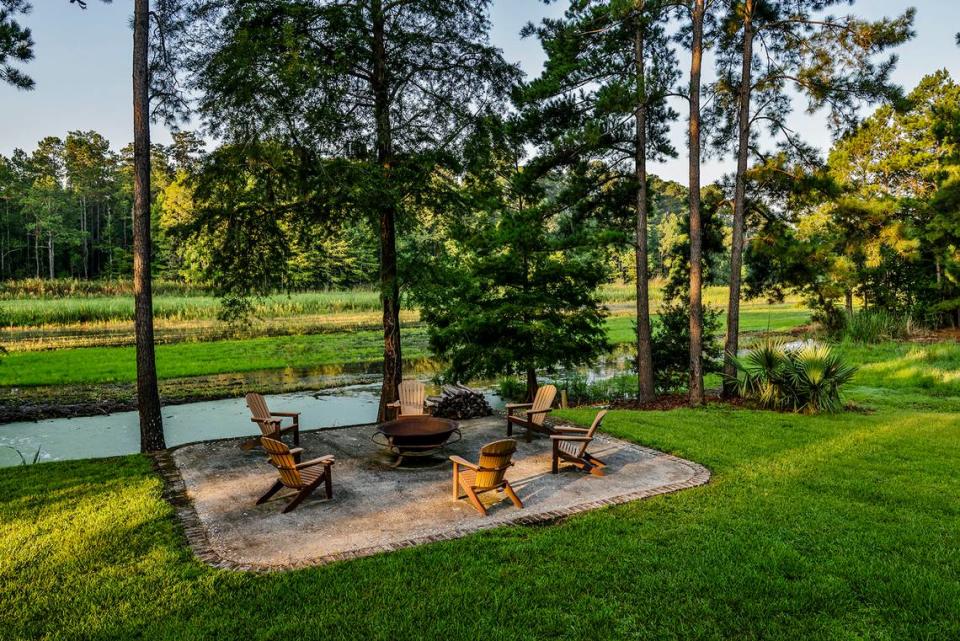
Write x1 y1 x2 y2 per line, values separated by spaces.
1 0 958 184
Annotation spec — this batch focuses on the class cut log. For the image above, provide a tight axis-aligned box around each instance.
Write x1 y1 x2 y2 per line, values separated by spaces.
428 384 492 420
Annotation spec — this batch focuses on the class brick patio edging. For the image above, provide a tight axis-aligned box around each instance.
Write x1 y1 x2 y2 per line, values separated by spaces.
151 424 712 573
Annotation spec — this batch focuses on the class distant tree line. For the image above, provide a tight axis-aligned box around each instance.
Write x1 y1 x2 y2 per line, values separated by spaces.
0 131 380 289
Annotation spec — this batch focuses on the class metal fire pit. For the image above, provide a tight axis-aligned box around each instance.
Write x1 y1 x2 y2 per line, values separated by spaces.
372 416 461 467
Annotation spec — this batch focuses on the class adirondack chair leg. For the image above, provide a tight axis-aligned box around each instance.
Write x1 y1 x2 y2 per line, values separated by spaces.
292 418 300 446
452 465 461 500
464 486 488 516
506 416 513 436
283 477 323 513
586 453 606 468
502 482 523 509
551 440 560 474
323 466 333 499
257 479 284 505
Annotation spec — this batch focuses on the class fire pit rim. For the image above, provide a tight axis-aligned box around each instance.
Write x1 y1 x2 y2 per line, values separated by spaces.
371 416 462 466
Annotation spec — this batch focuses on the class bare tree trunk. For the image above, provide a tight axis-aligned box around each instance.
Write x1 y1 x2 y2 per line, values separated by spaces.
634 19 656 403
133 0 165 452
81 195 89 279
34 219 40 278
722 0 754 398
371 0 403 422
688 0 706 407
845 289 853 316
47 231 54 279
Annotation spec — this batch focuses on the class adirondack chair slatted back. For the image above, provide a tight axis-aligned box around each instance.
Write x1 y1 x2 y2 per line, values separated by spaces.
565 409 608 458
530 384 557 426
398 381 426 416
246 393 273 435
261 438 302 489
475 439 517 488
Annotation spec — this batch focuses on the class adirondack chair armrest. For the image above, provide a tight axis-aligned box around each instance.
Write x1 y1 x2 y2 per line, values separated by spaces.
553 425 589 433
505 402 533 411
296 456 334 469
386 400 401 408
448 455 479 470
288 447 305 457
270 411 300 418
525 408 552 415
250 416 281 426
550 435 592 442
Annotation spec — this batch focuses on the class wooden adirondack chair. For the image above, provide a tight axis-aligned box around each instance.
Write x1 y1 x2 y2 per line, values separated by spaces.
241 392 300 451
449 439 523 516
550 409 608 476
506 384 557 441
257 437 335 513
386 380 431 418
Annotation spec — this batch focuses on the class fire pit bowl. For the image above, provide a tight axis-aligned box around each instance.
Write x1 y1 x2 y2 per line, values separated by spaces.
372 416 461 467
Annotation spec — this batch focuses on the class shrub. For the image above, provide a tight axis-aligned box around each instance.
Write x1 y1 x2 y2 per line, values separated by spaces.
496 377 528 403
558 373 637 405
729 340 857 413
650 300 723 391
841 309 912 343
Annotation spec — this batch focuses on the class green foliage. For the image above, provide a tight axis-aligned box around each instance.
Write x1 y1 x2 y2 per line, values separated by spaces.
557 372 637 405
650 300 723 391
496 377 527 403
730 340 857 413
0 0 35 89
840 309 912 344
415 118 612 396
746 71 960 329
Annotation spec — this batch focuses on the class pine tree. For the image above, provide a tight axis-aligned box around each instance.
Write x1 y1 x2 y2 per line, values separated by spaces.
185 0 518 420
522 0 680 403
711 0 914 396
415 119 612 400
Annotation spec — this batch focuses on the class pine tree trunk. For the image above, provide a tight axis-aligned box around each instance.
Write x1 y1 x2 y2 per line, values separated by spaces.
133 0 165 452
526 367 538 403
688 0 706 407
722 0 754 398
845 289 853 316
634 19 656 403
47 232 54 279
371 0 403 422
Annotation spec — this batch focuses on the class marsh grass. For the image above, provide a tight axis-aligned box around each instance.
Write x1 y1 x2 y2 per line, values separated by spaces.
0 291 384 327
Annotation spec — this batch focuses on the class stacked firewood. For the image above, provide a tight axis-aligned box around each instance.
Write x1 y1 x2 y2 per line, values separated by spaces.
429 384 493 420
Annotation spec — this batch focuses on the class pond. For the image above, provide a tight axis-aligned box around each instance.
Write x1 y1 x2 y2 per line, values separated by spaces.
0 383 506 467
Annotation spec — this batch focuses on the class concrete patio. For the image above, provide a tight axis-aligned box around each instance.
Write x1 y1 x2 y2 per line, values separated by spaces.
168 415 710 570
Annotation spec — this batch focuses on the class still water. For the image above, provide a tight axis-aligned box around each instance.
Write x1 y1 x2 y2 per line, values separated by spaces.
0 384 506 467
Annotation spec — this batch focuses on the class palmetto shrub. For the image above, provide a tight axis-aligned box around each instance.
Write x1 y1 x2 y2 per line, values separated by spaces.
729 340 857 414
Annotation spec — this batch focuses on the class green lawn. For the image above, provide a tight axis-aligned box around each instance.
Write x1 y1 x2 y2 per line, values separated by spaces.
1 308 807 387
1 343 958 640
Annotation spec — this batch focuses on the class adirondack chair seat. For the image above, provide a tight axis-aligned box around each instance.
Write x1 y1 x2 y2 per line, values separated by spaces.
257 438 335 513
551 409 608 476
450 439 523 516
506 384 557 441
